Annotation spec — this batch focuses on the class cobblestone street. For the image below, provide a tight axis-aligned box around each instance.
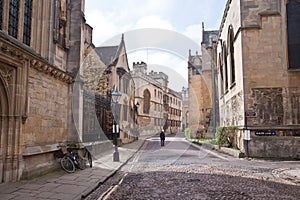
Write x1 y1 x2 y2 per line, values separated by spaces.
104 166 300 199
87 133 300 199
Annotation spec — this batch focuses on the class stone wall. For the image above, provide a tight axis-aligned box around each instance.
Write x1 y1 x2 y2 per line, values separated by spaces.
24 68 70 145
220 91 244 127
248 135 300 159
21 67 71 179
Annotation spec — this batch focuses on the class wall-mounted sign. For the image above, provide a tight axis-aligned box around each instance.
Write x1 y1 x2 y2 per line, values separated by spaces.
245 110 258 117
244 130 251 140
255 131 276 136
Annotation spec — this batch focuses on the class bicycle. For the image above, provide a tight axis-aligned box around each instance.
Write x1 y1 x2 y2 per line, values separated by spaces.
57 144 86 173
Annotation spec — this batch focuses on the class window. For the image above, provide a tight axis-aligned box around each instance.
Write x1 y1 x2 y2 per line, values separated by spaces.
219 52 225 96
9 0 19 38
123 105 128 121
23 0 32 45
222 43 229 92
122 77 129 94
143 89 150 114
228 25 235 85
193 69 200 75
287 0 300 69
0 0 3 30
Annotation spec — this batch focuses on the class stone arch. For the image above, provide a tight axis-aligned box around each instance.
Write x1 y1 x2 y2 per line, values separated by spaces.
0 75 9 183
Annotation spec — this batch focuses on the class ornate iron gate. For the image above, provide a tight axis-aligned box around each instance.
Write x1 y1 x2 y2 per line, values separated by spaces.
83 90 113 142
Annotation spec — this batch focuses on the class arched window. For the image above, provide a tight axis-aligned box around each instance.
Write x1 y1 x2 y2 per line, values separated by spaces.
222 43 228 92
218 52 224 96
287 0 300 69
143 89 150 114
228 25 236 85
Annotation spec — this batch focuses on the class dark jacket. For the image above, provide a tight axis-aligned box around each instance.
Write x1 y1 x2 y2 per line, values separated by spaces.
160 131 165 140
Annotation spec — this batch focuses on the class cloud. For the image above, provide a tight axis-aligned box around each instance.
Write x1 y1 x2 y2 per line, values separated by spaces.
134 15 174 30
182 24 202 44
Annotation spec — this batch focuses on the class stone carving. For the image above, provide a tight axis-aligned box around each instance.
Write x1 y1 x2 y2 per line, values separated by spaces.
30 59 72 83
0 67 13 86
54 0 70 48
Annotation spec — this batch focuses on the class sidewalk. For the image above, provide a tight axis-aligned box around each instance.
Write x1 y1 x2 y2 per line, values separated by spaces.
0 139 146 200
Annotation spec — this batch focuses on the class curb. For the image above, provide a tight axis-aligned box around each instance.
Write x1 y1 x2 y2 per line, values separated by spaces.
81 139 147 199
188 139 244 158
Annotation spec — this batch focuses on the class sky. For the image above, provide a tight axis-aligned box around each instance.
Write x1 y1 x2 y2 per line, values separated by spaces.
85 0 227 91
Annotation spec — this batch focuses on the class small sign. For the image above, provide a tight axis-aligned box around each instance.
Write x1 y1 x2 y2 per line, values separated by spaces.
245 110 257 117
255 131 276 136
244 130 251 140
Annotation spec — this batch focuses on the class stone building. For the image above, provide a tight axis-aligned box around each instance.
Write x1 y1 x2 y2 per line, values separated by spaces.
131 62 182 136
181 87 189 131
94 35 137 144
187 26 218 138
77 34 137 159
0 0 91 182
216 0 300 159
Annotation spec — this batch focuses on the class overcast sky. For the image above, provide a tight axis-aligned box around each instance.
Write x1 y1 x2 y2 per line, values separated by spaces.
85 0 227 91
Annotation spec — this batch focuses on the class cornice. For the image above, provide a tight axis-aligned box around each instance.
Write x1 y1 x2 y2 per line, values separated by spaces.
0 36 73 83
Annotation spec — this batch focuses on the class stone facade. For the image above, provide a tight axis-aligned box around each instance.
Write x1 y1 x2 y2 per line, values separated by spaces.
131 62 182 136
80 35 137 147
187 26 218 138
181 87 189 131
0 0 91 182
216 0 300 159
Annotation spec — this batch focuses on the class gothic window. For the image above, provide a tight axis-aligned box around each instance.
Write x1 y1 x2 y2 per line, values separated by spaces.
0 0 3 30
122 77 129 94
228 25 236 85
23 0 32 46
219 53 224 96
222 43 229 92
287 0 300 69
9 0 19 38
143 89 150 114
123 105 128 121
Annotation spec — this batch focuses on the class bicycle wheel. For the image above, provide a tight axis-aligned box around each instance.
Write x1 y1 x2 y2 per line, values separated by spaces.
60 156 75 173
74 154 86 170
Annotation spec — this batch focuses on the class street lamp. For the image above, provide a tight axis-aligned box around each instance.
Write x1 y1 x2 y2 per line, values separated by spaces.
111 88 121 162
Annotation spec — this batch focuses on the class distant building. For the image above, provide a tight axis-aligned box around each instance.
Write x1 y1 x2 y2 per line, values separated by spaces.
131 62 182 136
181 87 189 131
216 0 300 159
187 25 218 138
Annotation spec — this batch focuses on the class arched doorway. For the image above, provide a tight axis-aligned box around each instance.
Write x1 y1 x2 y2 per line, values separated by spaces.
0 76 9 183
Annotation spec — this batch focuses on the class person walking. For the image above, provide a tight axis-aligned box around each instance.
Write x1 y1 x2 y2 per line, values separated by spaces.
160 129 165 146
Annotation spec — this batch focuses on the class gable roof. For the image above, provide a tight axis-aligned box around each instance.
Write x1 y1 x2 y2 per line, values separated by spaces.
94 34 128 68
94 46 119 66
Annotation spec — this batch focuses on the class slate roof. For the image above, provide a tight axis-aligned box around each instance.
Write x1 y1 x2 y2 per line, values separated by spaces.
94 34 126 67
94 46 119 66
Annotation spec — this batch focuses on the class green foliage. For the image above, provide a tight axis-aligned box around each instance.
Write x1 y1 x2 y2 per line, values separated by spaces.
185 128 191 139
215 127 225 147
215 126 238 147
210 139 218 145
